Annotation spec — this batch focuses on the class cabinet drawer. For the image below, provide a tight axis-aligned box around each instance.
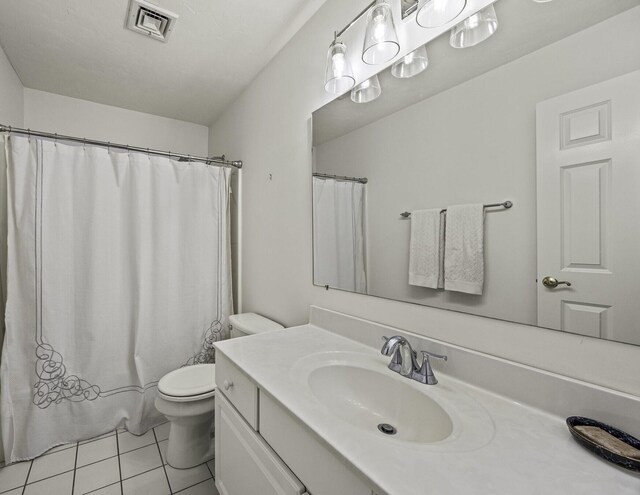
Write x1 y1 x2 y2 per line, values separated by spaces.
260 392 372 495
215 352 258 429
215 393 306 495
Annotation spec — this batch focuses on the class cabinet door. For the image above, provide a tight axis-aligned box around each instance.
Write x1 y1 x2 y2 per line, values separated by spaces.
215 393 306 495
259 392 373 495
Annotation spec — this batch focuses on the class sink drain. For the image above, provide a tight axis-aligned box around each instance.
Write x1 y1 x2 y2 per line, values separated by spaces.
377 423 397 435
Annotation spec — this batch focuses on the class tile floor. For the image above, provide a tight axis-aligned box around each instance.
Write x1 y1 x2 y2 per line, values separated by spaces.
0 423 219 495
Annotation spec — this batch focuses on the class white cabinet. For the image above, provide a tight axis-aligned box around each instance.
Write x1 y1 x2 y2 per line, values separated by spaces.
259 392 373 495
215 352 259 429
215 392 306 495
214 355 376 495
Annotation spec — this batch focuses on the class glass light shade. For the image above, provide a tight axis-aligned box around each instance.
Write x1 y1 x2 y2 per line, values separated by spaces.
324 41 355 94
350 75 382 103
450 5 498 48
362 1 400 65
416 0 466 28
391 45 429 78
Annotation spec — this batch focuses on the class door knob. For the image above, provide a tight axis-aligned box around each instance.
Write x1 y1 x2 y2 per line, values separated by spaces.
542 276 572 288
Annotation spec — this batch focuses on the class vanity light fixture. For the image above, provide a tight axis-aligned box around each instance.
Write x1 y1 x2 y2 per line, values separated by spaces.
323 0 500 97
449 4 498 48
324 36 356 94
391 45 429 78
351 75 382 103
362 0 400 65
416 0 467 28
324 0 399 95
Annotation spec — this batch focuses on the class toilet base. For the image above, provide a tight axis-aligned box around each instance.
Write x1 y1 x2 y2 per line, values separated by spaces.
166 423 215 469
155 395 216 469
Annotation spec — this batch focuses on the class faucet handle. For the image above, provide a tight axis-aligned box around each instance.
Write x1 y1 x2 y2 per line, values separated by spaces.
413 350 447 385
421 350 448 362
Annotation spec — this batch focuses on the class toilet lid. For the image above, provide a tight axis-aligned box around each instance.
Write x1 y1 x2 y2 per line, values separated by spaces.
158 364 216 398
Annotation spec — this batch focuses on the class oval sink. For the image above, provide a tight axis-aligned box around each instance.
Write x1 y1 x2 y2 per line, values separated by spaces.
307 363 453 444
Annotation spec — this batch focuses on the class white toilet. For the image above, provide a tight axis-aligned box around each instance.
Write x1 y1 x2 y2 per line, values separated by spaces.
154 313 284 469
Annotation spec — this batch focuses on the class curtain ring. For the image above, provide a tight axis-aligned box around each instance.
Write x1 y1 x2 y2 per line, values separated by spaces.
146 148 150 158
54 133 58 146
126 144 130 157
27 128 31 142
187 154 191 164
83 137 86 151
107 141 111 152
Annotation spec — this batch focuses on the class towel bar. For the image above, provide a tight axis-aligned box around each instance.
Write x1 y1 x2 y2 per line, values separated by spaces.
400 201 513 218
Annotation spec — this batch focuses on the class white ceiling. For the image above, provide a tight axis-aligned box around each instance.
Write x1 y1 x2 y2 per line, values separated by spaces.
0 0 326 125
313 0 640 145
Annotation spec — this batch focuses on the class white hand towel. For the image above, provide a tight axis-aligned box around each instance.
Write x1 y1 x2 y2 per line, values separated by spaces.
444 204 485 295
409 209 444 289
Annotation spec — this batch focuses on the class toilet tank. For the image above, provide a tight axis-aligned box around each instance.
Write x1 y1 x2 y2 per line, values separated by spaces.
228 313 284 339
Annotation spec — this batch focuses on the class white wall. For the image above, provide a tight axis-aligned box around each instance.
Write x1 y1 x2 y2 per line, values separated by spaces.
314 13 640 327
209 4 640 398
0 44 23 127
24 89 208 156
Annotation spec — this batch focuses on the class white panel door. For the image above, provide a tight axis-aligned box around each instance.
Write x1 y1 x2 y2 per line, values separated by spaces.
536 70 640 343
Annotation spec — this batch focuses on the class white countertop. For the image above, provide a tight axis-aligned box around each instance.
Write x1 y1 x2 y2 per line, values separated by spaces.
214 325 640 495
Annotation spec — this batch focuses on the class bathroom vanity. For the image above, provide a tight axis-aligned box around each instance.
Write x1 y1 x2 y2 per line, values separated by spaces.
214 350 373 495
213 308 640 495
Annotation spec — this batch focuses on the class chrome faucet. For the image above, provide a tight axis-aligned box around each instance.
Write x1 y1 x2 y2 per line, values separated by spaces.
381 336 448 385
381 336 419 377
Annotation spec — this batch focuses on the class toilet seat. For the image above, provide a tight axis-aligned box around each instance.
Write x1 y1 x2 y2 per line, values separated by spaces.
158 364 216 402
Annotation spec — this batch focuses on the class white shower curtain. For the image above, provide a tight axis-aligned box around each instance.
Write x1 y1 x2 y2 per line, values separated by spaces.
1 135 232 462
313 177 367 293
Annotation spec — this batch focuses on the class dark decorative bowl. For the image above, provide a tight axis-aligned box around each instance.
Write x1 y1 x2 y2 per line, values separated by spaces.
566 416 640 472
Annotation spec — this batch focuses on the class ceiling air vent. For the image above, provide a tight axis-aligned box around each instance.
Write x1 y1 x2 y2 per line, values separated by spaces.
125 0 179 43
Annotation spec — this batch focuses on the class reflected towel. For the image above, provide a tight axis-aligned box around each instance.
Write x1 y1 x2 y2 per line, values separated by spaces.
409 209 444 289
444 204 484 295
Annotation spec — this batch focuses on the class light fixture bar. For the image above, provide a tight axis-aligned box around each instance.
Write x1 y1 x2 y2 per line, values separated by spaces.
401 0 419 18
335 0 377 39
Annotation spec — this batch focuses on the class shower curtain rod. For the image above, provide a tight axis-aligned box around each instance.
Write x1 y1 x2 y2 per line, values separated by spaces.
313 172 368 184
0 124 243 169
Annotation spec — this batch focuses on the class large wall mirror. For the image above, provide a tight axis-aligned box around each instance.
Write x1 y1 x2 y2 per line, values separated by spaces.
312 1 640 345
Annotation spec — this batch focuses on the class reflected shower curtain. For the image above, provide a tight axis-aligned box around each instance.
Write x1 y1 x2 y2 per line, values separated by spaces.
313 177 367 293
1 136 232 462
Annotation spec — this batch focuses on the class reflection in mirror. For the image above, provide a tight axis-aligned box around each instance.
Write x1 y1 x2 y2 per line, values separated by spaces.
312 1 640 345
312 174 368 294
